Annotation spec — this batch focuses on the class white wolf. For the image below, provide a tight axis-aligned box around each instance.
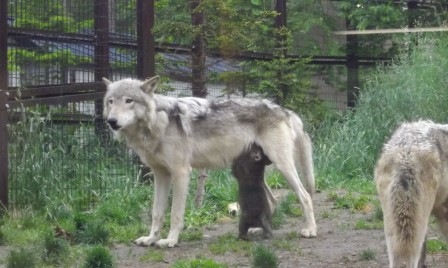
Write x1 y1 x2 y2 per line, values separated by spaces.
375 120 448 268
102 76 316 248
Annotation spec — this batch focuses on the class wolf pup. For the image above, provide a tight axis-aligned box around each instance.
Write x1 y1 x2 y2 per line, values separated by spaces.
102 76 316 248
232 143 273 240
375 120 448 268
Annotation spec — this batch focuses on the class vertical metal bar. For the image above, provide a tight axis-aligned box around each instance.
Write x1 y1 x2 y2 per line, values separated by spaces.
94 0 110 135
0 0 9 211
136 0 155 183
136 0 155 79
191 0 207 98
274 0 287 104
346 19 359 109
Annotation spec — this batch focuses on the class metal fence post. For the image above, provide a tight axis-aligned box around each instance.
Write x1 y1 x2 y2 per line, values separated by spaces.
346 19 359 109
191 0 206 98
136 0 155 183
94 0 110 136
0 0 9 211
137 0 155 79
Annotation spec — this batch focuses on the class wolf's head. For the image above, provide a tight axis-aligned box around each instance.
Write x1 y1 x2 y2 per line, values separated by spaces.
102 76 159 132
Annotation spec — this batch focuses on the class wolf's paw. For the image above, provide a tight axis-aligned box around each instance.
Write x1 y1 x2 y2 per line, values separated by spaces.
300 227 317 238
154 238 178 248
134 236 158 246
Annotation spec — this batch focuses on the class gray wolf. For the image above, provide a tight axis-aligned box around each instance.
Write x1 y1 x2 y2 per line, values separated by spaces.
232 143 273 240
375 120 448 267
102 76 316 248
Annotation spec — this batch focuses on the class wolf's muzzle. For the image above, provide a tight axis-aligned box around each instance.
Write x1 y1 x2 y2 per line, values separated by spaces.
107 118 121 130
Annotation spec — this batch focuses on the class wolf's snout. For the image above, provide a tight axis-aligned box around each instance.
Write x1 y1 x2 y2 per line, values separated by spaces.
107 118 121 130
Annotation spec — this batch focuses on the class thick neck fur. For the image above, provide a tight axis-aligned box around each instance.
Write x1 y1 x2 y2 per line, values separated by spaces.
118 97 169 153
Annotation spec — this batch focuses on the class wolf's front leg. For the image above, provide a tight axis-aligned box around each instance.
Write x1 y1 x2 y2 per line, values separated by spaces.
135 169 171 246
155 168 191 248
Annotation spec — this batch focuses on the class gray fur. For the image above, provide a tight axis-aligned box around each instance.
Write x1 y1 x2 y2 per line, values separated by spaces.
375 120 448 268
103 76 316 248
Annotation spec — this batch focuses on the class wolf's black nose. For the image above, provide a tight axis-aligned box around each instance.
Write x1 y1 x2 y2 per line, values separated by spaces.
107 118 120 130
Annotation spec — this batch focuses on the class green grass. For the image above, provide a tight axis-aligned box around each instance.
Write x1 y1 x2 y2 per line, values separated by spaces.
251 244 279 268
171 258 227 268
208 233 252 255
358 249 376 261
139 249 165 263
427 238 448 253
313 33 448 188
5 247 37 268
82 245 114 268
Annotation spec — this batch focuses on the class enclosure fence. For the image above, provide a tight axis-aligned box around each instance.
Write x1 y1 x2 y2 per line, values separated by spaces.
0 0 412 210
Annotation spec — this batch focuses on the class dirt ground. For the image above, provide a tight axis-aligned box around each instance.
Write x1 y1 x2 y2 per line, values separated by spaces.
111 190 448 268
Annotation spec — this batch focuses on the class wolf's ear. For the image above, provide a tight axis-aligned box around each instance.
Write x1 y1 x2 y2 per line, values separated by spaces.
102 77 112 86
141 75 160 95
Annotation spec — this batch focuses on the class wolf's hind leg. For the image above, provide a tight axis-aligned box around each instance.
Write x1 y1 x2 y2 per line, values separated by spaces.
258 125 316 238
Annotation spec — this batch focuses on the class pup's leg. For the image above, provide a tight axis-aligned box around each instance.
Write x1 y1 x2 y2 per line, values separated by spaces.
258 126 316 238
135 169 171 246
238 215 250 241
194 169 208 208
155 167 191 248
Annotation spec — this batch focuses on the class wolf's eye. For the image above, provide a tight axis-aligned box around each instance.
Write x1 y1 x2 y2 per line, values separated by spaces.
108 99 113 105
125 98 134 104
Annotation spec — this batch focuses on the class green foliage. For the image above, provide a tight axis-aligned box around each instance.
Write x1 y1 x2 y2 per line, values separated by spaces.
208 233 251 255
6 247 37 268
314 34 448 186
251 244 279 268
76 220 110 245
172 257 227 268
354 219 383 230
41 230 69 265
82 245 114 268
180 228 204 242
358 249 375 261
8 111 138 210
139 249 165 263
427 239 448 253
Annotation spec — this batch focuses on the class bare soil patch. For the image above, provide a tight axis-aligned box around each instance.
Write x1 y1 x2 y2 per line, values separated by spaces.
112 190 448 268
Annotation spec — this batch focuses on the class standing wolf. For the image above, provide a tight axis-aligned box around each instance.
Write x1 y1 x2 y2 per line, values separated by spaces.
102 76 316 248
375 120 448 268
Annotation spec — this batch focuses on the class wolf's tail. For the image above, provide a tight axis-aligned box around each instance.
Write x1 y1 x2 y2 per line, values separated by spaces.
379 152 438 267
289 113 315 196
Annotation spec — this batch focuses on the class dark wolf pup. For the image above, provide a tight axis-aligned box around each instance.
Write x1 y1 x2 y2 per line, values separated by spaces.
102 76 316 248
232 143 273 240
375 120 448 268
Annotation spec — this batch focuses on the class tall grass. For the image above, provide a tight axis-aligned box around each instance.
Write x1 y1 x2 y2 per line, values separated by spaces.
7 111 138 209
314 33 448 187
